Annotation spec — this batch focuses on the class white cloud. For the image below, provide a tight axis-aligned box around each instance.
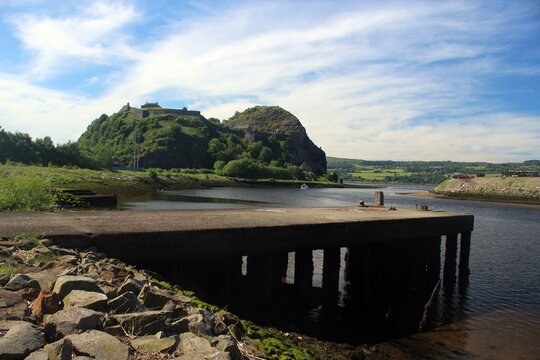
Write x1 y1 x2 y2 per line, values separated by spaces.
10 1 138 78
0 0 538 162
0 74 123 143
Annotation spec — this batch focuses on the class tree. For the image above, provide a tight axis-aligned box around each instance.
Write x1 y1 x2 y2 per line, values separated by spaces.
258 146 273 164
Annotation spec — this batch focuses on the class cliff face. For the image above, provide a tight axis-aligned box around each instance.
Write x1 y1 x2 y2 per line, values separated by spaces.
224 106 327 174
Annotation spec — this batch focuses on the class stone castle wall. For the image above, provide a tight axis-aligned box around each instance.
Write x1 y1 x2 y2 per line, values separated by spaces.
121 104 200 119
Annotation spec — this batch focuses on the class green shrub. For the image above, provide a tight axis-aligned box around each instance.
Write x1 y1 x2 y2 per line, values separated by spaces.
50 190 88 208
220 158 260 178
0 176 52 211
146 169 158 179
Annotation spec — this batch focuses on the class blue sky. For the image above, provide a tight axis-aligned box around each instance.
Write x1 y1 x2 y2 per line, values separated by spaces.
0 0 539 162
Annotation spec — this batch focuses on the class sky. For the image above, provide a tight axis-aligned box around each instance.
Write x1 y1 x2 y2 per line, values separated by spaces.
0 0 539 162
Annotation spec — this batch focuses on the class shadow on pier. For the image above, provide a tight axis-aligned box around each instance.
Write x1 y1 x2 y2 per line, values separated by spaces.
148 232 472 344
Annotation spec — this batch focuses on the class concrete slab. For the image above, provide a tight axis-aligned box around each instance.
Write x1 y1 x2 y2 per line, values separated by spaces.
0 207 473 263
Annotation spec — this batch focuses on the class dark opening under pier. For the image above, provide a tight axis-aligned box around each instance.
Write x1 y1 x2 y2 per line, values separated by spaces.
0 206 474 341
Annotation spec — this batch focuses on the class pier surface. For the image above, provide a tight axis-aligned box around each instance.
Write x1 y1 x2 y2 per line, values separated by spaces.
0 206 474 330
0 207 473 262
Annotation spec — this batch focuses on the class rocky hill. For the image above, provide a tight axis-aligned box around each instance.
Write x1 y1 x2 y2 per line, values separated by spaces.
78 104 327 176
223 106 327 174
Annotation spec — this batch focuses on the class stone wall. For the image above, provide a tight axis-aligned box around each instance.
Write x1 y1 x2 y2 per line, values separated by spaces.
127 107 201 119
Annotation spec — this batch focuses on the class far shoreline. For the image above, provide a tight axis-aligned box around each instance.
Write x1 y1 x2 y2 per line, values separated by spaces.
400 190 540 208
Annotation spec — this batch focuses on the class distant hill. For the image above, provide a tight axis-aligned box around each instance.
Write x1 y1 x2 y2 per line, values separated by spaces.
327 156 540 184
77 104 327 176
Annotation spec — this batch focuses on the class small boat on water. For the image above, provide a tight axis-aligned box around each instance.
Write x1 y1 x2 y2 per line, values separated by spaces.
300 183 309 190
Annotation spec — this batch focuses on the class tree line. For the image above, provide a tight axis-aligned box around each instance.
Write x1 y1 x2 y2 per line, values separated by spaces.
0 126 99 168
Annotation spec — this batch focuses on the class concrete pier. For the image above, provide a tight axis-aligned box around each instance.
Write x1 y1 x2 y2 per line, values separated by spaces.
0 206 473 327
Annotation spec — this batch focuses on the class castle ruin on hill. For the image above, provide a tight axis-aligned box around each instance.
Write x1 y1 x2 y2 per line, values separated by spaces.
121 102 201 119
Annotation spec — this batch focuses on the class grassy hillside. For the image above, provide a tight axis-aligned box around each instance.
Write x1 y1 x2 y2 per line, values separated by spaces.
78 110 228 169
432 176 540 203
0 163 235 210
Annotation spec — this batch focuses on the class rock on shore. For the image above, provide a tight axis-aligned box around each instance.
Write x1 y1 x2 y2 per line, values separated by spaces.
0 238 263 360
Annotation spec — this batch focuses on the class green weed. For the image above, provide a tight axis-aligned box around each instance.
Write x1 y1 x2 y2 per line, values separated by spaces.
12 234 41 248
0 176 52 211
0 263 19 276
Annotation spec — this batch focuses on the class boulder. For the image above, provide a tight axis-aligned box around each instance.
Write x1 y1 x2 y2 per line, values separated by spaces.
31 291 61 318
0 289 27 318
103 325 125 337
166 313 199 334
28 246 55 266
0 274 10 287
108 292 146 314
63 290 108 311
52 276 102 299
213 319 228 336
28 271 61 292
130 334 179 354
24 349 48 360
177 332 230 360
97 282 117 299
187 310 214 336
213 336 242 360
138 284 191 309
4 274 41 291
44 307 102 337
48 246 78 257
55 255 78 265
66 330 128 360
117 277 144 296
0 320 28 332
0 322 45 359
18 288 40 302
113 310 170 336
44 338 72 360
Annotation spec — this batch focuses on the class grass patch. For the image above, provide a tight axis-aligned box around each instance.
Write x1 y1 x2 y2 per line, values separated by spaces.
33 252 57 265
12 234 41 248
0 163 236 203
241 320 314 360
0 263 19 276
0 175 52 211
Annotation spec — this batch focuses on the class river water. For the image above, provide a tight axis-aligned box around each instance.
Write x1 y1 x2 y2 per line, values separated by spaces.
119 185 540 359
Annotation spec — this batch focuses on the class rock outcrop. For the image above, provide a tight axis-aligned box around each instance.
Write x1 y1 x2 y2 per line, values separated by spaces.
224 106 327 175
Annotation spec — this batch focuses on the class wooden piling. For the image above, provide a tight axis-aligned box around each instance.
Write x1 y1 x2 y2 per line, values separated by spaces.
459 232 471 278
294 250 314 300
444 233 458 286
322 247 341 313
